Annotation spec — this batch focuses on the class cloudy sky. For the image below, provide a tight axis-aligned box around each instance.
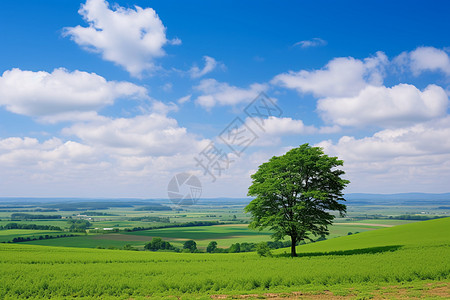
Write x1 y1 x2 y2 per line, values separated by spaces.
0 0 449 198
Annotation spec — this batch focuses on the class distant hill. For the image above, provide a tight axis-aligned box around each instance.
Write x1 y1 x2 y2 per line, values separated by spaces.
0 193 449 207
345 193 450 205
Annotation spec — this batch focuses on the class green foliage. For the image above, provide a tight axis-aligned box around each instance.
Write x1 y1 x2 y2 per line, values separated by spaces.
256 242 272 257
79 211 117 216
11 213 62 220
128 216 170 222
228 243 241 253
183 240 197 252
9 234 76 243
123 244 138 251
144 238 175 251
246 143 349 256
133 204 172 211
0 223 61 231
67 219 91 232
206 241 217 253
44 201 133 211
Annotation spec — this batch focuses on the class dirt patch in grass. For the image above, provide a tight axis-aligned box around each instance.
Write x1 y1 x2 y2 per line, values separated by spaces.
211 291 352 299
426 283 450 297
210 282 450 299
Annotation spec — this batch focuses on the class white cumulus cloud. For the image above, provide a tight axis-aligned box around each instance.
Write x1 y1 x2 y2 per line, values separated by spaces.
0 68 148 123
64 0 179 77
194 79 268 109
0 137 98 168
63 113 206 157
256 116 316 135
317 84 448 127
395 46 450 76
272 52 388 98
317 116 450 193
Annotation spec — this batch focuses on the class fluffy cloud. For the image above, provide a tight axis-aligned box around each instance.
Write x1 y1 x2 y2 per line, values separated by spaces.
0 137 99 169
0 68 147 122
293 38 327 48
395 46 450 76
63 113 207 157
189 56 222 78
0 112 211 197
317 116 450 193
218 117 338 148
272 52 388 97
260 117 316 135
194 79 268 109
318 84 448 127
64 0 179 77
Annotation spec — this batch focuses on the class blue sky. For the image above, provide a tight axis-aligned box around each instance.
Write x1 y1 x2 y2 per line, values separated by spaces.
0 0 449 198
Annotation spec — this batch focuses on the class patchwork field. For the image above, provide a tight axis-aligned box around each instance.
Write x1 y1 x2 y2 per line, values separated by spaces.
16 221 394 250
1 218 449 299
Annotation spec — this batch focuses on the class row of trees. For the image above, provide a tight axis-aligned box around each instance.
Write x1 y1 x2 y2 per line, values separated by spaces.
144 238 198 253
141 237 328 254
128 216 170 223
1 234 76 243
124 221 221 232
0 223 62 231
10 213 62 220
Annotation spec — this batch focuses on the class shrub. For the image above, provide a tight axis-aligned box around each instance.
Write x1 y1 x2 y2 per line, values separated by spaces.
256 242 272 257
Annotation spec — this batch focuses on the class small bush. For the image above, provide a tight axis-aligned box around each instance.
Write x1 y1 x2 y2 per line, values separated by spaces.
256 242 272 257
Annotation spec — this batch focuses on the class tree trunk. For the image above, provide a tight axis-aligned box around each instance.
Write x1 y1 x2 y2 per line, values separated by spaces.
291 235 297 257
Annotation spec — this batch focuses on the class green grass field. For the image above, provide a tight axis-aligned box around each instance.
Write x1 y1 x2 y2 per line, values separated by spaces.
1 217 448 299
281 217 450 254
0 229 80 242
0 219 69 228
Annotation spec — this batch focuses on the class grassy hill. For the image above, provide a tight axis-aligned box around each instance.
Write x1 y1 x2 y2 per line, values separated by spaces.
0 218 448 299
281 216 450 255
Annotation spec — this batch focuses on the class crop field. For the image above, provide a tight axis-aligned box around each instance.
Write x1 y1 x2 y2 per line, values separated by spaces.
0 219 69 228
18 222 386 250
20 224 274 249
22 234 144 249
1 218 449 299
0 229 80 242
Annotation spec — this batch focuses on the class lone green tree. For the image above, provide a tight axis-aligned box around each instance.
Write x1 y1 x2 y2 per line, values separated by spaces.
245 144 349 257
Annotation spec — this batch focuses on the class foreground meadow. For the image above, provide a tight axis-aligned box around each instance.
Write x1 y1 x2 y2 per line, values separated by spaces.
0 218 449 299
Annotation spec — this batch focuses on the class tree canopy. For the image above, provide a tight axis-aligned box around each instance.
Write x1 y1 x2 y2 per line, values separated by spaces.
245 143 349 257
183 240 197 253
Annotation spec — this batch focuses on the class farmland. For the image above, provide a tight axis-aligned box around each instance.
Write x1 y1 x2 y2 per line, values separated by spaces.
19 222 395 250
0 229 78 243
0 217 449 299
1 196 446 251
0 197 449 298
